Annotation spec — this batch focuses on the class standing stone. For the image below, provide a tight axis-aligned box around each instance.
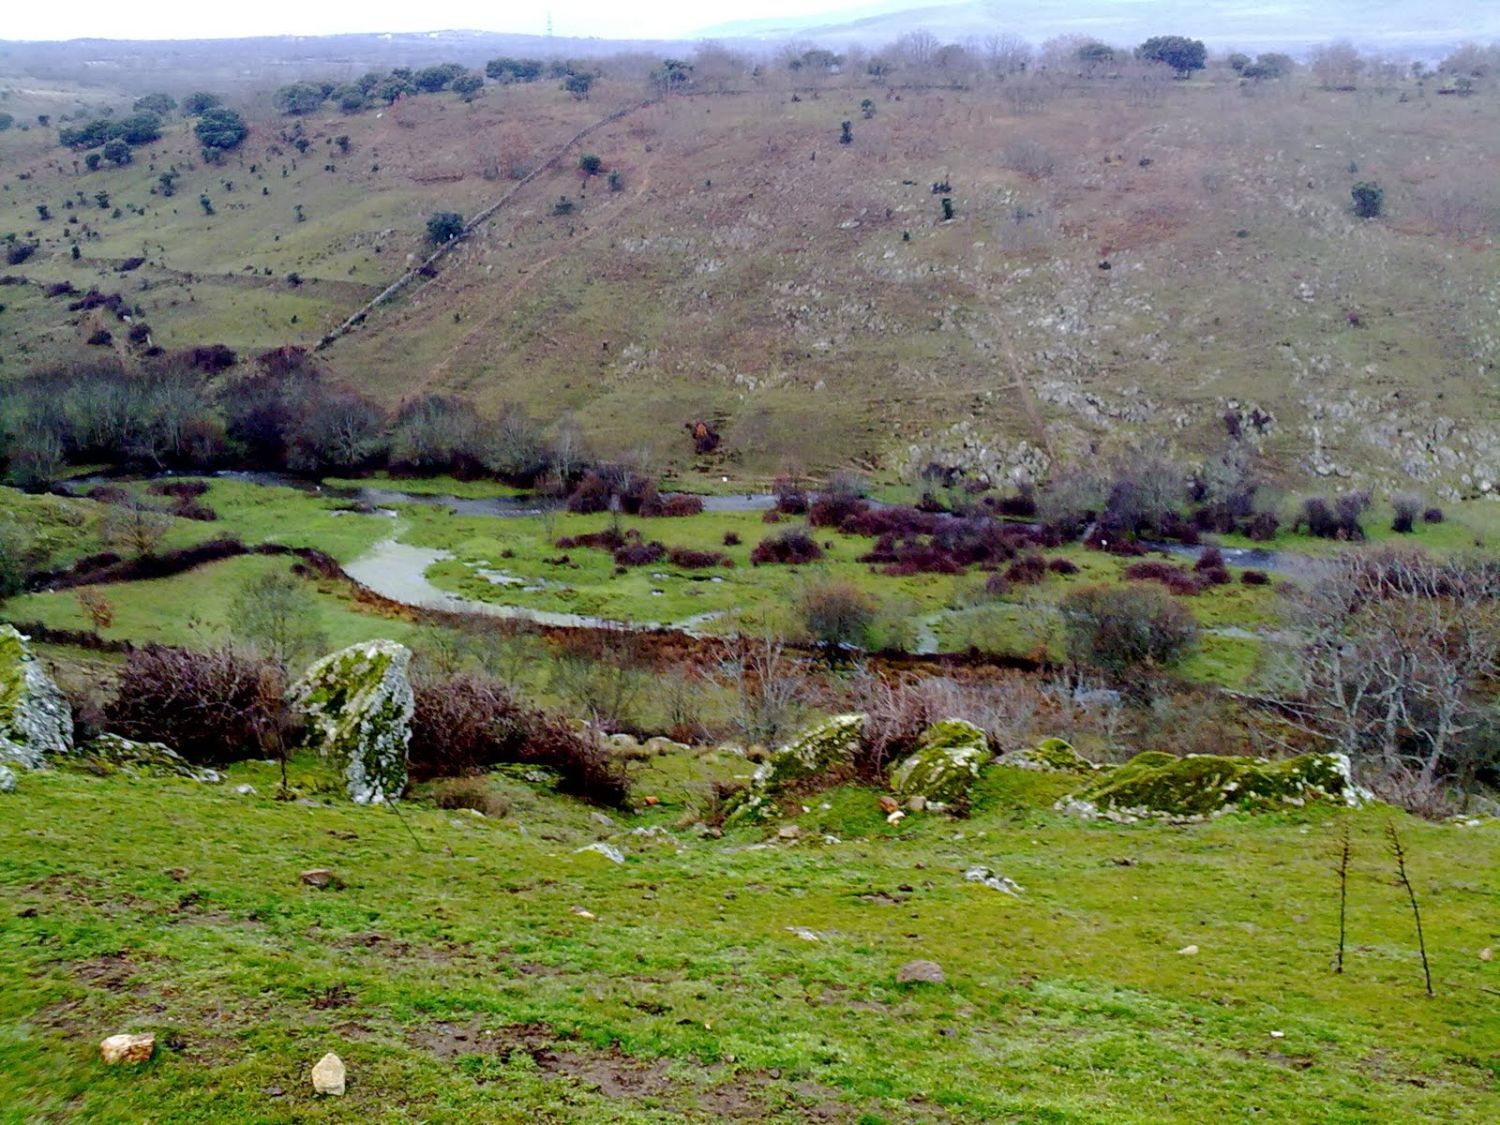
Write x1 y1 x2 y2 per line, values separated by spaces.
0 624 74 769
311 1051 346 1096
289 641 413 805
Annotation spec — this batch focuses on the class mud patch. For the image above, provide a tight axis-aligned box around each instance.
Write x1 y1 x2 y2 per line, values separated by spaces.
69 952 140 991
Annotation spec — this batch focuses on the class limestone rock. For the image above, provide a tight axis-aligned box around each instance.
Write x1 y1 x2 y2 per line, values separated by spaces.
999 737 1101 774
100 1033 155 1064
896 959 946 984
889 719 989 808
0 764 14 793
290 640 414 805
311 1051 346 1096
723 714 865 824
300 868 342 889
1059 750 1369 822
82 733 220 782
0 624 74 770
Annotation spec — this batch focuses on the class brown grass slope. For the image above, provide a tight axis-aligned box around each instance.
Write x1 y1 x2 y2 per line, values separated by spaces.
4 72 1498 491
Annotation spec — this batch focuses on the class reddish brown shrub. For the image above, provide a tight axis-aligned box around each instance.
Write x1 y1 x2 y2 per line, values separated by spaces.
566 471 612 513
613 540 666 567
105 644 286 764
643 494 704 517
722 531 742 546
751 529 823 566
666 547 727 569
1241 569 1270 586
1005 553 1048 585
1048 557 1080 575
1123 560 1200 595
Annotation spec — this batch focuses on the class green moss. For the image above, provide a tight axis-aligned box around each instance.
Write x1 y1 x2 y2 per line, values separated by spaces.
1065 750 1363 821
889 719 989 808
1002 737 1102 773
723 713 865 824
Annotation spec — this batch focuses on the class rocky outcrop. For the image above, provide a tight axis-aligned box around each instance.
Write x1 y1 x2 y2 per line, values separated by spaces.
0 624 73 769
1059 750 1367 822
82 733 221 782
999 737 1101 774
724 714 865 824
290 641 413 805
889 719 989 810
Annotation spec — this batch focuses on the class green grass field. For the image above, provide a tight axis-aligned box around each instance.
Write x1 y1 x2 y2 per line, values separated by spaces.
1 755 1496 1123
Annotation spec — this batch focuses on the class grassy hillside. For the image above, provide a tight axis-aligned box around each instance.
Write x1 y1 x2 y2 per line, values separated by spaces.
2 755 1497 1122
4 69 1499 486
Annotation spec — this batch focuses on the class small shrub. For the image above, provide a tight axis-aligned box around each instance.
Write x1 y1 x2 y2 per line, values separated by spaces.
1391 493 1421 534
984 572 1011 597
1005 552 1048 585
105 644 286 764
1047 557 1080 575
772 476 809 514
1060 583 1200 684
800 579 877 648
613 539 665 567
751 529 823 565
1123 559 1200 596
1241 569 1270 586
667 546 727 568
426 210 465 244
723 531 741 547
1193 547 1224 572
426 776 511 817
1422 507 1444 524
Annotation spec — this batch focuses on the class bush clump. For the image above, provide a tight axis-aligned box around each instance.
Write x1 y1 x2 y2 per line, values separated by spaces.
751 529 823 565
104 644 286 764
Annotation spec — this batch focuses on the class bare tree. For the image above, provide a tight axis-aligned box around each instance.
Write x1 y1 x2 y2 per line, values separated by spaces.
103 497 173 557
227 569 328 675
1270 549 1500 804
713 625 809 747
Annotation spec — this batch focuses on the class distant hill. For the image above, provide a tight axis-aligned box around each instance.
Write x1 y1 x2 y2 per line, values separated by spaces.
701 0 1498 56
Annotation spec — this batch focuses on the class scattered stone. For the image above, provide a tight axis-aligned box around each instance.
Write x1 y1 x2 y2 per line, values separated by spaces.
1178 944 1199 956
235 784 257 795
81 733 220 782
1000 737 1100 774
290 640 414 805
890 719 989 809
1059 751 1369 822
0 764 14 793
311 1051 346 1096
777 825 802 840
1269 1030 1285 1039
100 1033 155 1064
878 795 900 813
723 714 865 824
642 795 660 807
570 906 596 919
0 624 74 769
300 868 343 889
576 842 624 864
964 865 1023 895
164 867 188 882
886 809 906 825
785 926 821 942
897 959 946 984
1481 947 1493 962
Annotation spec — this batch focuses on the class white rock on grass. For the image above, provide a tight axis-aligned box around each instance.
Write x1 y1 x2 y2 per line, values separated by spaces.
82 733 221 782
0 624 74 770
311 1051 346 1096
0 765 14 793
290 641 414 805
100 1033 155 1064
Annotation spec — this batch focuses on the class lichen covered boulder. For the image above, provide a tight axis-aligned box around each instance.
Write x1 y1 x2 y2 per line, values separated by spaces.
1060 750 1366 822
0 624 73 769
724 713 865 824
290 640 413 805
1000 736 1100 774
890 719 989 809
83 733 222 783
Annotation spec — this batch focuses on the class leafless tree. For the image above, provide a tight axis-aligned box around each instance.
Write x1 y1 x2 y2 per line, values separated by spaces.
713 625 809 747
1269 548 1500 804
103 497 173 557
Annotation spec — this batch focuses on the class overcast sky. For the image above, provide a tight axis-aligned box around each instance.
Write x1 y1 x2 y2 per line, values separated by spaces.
3 0 884 42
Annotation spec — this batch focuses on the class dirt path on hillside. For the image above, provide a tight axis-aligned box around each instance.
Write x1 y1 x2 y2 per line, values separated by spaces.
418 150 659 388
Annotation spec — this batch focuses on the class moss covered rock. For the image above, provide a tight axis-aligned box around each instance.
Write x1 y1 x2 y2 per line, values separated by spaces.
890 719 989 809
0 624 74 770
290 640 413 805
1000 737 1101 774
724 713 865 824
83 733 222 782
1059 750 1366 822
